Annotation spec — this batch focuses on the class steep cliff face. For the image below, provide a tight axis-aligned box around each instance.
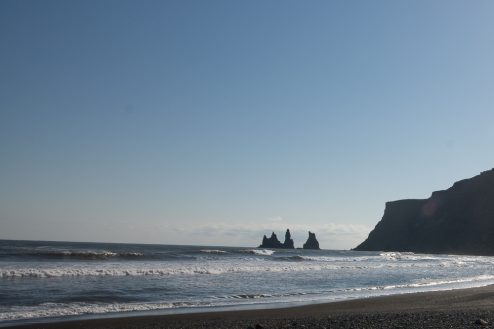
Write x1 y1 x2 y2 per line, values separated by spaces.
355 169 494 255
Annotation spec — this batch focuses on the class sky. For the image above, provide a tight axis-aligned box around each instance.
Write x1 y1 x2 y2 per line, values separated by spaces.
1 0 494 249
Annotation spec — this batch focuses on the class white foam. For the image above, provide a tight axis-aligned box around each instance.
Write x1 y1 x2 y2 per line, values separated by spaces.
379 252 419 260
5 251 494 279
200 250 228 254
4 274 494 322
0 302 178 321
358 274 494 292
241 249 274 256
299 255 376 262
5 249 494 323
0 259 359 278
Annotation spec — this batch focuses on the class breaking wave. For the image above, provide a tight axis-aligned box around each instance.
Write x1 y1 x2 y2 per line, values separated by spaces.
274 255 305 261
240 249 275 256
0 301 181 321
3 257 491 279
5 241 494 325
0 262 340 278
199 250 228 254
3 275 494 322
3 249 145 260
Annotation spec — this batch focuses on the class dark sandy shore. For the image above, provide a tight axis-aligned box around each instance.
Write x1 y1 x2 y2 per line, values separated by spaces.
6 285 494 329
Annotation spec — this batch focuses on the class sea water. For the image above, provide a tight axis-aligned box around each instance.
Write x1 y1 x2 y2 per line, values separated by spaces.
2 240 494 326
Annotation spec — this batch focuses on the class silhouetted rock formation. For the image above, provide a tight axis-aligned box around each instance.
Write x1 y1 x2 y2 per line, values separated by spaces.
259 232 283 248
283 229 294 249
303 231 320 249
259 229 295 249
355 169 494 255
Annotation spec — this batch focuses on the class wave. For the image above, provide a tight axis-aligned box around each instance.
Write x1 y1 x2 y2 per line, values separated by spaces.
0 261 351 278
346 274 494 292
4 257 491 279
240 249 275 256
298 255 358 262
274 255 305 261
0 290 320 321
0 301 183 321
0 263 452 279
4 251 494 279
12 249 146 260
222 293 273 299
378 252 443 262
4 274 494 322
199 250 228 254
379 252 417 261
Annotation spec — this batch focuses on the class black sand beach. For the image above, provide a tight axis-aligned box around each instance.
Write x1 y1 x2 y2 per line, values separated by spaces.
6 285 494 329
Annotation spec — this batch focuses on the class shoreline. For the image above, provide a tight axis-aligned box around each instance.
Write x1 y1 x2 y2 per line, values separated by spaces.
4 285 494 328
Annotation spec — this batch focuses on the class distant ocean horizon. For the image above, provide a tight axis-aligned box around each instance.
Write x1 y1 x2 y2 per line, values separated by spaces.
2 239 494 326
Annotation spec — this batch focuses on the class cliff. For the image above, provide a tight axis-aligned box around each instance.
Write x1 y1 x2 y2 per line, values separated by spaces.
355 169 494 255
303 231 320 250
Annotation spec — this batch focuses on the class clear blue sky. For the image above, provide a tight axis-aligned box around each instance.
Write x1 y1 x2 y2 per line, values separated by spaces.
1 0 494 248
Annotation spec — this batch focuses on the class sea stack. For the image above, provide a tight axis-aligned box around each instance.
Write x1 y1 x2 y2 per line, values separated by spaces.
283 229 294 249
355 168 494 256
303 231 320 250
259 229 295 249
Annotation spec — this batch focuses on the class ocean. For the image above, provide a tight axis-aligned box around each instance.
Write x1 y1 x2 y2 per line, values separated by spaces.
2 240 494 326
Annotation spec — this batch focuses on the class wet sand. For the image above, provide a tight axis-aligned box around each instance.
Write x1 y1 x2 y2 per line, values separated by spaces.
5 285 494 328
